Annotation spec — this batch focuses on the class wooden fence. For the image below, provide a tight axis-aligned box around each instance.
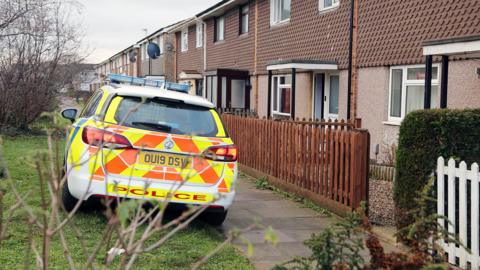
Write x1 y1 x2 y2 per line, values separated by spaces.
437 157 480 269
369 163 396 182
222 114 370 216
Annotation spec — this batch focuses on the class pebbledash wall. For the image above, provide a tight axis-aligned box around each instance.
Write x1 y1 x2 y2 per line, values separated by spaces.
356 0 480 160
358 61 480 161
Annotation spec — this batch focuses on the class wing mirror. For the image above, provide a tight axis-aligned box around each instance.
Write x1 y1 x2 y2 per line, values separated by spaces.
61 109 78 123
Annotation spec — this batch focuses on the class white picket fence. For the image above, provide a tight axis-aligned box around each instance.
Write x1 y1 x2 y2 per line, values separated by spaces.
437 157 480 269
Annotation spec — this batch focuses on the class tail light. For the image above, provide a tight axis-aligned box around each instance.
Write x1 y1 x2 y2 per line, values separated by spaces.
82 126 132 149
203 145 238 162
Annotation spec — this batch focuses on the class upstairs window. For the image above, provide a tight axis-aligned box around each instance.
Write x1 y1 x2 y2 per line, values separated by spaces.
214 16 225 42
388 65 440 123
239 4 249 34
158 35 164 54
181 28 188 52
196 22 203 48
145 43 150 59
142 43 149 60
319 0 340 11
270 0 291 25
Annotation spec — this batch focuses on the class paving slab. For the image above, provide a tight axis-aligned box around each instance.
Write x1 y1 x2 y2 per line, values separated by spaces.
221 173 399 270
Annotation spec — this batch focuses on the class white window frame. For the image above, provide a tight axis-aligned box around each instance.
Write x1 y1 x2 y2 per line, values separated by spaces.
319 0 340 11
270 0 291 26
215 16 225 42
181 28 188 52
387 64 440 124
144 42 149 59
158 35 164 54
196 22 203 48
324 73 340 120
271 75 292 116
240 4 249 34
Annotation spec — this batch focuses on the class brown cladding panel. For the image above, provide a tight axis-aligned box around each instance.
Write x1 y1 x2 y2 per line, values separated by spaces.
256 0 351 73
357 0 480 67
206 1 256 72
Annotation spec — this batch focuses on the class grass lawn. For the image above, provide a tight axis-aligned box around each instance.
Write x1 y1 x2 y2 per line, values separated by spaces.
0 136 253 269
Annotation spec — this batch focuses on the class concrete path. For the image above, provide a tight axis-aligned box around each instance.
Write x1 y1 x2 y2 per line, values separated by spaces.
59 95 82 111
222 173 398 270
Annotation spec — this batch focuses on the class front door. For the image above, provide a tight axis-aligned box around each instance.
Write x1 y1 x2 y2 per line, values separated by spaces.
314 73 325 120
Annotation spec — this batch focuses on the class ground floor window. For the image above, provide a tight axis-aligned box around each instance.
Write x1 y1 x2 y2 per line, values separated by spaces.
206 76 217 106
272 75 291 116
388 65 439 123
195 79 203 97
328 75 339 116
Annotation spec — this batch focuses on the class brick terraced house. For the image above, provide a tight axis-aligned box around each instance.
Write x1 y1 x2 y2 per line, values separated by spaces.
95 0 480 160
137 25 177 81
95 24 177 83
171 17 206 96
96 44 140 79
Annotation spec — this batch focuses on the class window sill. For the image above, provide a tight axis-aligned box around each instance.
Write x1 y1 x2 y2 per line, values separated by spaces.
270 19 290 29
382 121 401 126
238 33 249 38
213 40 225 45
319 5 340 14
272 112 291 117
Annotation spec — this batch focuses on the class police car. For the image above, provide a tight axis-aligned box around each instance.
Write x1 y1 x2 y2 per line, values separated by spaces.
61 75 237 225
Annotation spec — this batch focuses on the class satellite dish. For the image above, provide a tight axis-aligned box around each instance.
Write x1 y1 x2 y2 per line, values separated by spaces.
147 42 160 59
129 51 137 63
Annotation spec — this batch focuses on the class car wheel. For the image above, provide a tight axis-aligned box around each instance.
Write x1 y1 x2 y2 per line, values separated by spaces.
62 182 80 212
203 210 228 226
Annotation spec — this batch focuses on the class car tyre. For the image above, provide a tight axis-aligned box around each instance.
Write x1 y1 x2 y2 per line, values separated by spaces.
62 182 80 212
203 210 228 226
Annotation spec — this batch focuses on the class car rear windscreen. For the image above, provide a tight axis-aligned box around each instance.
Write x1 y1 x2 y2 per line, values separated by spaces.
114 97 219 137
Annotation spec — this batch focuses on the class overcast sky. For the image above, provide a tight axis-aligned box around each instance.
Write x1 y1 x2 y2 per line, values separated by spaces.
75 0 219 63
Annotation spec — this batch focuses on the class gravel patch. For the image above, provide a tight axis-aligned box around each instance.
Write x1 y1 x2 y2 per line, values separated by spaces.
369 179 395 226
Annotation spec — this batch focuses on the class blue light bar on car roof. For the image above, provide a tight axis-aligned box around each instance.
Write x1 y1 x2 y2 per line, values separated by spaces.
108 74 189 93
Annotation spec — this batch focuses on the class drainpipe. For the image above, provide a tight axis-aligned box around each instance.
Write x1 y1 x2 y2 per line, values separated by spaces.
203 21 207 97
291 68 296 120
254 0 259 111
424 55 433 109
440 55 448 108
173 34 177 82
346 0 355 120
148 40 152 76
267 70 272 118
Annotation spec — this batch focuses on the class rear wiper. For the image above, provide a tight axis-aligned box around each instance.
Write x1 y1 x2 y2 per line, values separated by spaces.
131 122 172 132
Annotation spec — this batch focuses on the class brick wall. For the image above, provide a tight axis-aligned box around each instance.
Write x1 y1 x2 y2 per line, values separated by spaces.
256 0 351 73
205 1 255 72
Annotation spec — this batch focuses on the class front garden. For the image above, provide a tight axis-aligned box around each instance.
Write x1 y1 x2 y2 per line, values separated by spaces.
0 136 253 269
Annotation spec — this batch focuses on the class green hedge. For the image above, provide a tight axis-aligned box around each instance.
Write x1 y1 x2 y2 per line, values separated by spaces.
394 109 480 232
